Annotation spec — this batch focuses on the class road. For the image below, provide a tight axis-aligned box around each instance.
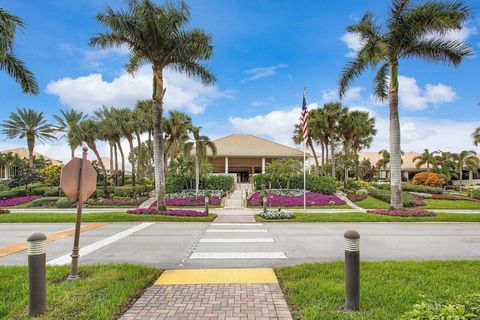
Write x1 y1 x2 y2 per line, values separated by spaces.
1 222 479 268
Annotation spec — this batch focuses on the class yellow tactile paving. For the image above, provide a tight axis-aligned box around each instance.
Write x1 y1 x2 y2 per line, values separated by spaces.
155 268 278 285
0 223 107 257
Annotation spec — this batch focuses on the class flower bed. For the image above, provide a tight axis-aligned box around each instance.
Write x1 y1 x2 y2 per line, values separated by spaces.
167 190 225 199
259 208 295 220
414 196 426 206
431 194 480 203
347 192 368 202
409 191 432 199
88 198 143 207
249 192 345 207
367 208 436 217
0 195 41 207
166 196 220 206
127 208 207 216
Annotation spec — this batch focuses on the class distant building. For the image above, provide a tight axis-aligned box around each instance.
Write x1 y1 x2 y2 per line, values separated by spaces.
0 147 63 180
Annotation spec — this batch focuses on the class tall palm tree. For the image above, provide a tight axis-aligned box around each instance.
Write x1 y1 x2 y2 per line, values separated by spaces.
472 127 480 147
339 0 472 209
413 149 435 172
78 119 107 193
90 0 215 211
452 150 478 190
53 108 87 159
115 108 137 186
183 127 216 195
1 108 56 168
376 149 391 170
292 123 320 174
323 102 347 176
164 111 192 175
0 8 38 94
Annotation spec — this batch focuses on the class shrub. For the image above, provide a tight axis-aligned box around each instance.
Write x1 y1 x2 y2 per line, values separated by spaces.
347 192 368 202
253 174 337 194
0 195 41 207
356 189 369 197
112 185 147 198
40 165 63 186
259 208 295 220
470 188 480 199
347 179 370 191
367 208 436 217
55 197 76 208
204 175 235 192
402 182 443 194
0 188 27 199
43 187 60 197
249 192 345 207
30 197 61 207
368 188 417 207
308 175 337 194
412 172 446 187
400 294 480 319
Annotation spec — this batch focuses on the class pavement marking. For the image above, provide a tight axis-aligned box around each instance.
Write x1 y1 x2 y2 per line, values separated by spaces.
155 268 278 285
210 223 263 226
199 238 274 243
47 222 154 265
205 229 268 233
0 223 107 257
190 252 287 259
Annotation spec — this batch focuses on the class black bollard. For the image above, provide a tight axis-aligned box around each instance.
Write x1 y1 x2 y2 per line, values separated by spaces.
27 232 47 316
344 230 360 311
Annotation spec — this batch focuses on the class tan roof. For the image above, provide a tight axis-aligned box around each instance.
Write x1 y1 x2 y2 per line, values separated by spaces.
100 157 123 171
358 151 426 170
0 148 63 166
205 134 305 157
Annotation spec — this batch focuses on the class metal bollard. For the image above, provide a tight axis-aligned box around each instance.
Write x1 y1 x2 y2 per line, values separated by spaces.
27 233 47 316
262 196 267 213
205 196 209 215
344 230 360 311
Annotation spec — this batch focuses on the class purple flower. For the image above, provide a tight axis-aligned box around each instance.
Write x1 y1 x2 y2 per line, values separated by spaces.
249 192 345 207
127 208 207 216
0 195 42 207
151 196 221 207
367 209 436 217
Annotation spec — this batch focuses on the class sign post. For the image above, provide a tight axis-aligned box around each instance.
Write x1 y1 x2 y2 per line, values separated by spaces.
59 147 97 281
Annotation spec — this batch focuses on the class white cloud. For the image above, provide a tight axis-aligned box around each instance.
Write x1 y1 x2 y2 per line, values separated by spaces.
398 75 457 110
46 67 230 114
243 64 287 82
340 32 363 57
443 25 478 42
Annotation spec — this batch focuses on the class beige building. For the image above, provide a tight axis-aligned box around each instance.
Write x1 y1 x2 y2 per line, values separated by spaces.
206 134 306 182
0 148 63 180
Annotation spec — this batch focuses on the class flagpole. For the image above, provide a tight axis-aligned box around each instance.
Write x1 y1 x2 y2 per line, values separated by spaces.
303 86 307 210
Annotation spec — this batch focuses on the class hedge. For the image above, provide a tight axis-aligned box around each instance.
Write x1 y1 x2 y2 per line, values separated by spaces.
368 187 417 207
30 197 61 207
166 174 235 194
372 182 443 195
0 188 27 199
55 197 76 208
204 175 235 192
253 174 337 194
44 187 60 197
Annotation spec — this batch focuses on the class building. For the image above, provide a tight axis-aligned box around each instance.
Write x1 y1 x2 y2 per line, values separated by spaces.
205 134 307 182
0 148 63 180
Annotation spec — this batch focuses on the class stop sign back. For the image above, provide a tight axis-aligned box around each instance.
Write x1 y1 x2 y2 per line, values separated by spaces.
60 158 97 201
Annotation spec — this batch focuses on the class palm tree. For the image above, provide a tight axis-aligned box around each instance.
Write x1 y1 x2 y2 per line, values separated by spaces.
1 108 56 168
323 102 347 176
184 127 216 195
53 108 87 159
135 100 153 165
413 149 435 172
339 0 472 209
472 127 480 147
90 0 215 211
376 149 391 170
452 150 478 190
164 111 192 175
292 123 320 174
115 108 137 186
0 8 38 94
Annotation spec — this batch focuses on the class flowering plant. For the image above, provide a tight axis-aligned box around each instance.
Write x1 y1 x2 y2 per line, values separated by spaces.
151 196 220 207
0 195 41 207
409 191 432 199
249 192 345 207
127 208 158 214
127 208 207 216
414 196 426 206
259 208 295 220
367 208 436 217
432 194 480 203
167 190 225 199
347 192 368 202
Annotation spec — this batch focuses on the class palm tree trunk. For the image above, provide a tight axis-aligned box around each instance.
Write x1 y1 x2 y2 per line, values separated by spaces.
27 135 34 169
195 156 200 196
88 143 107 194
308 138 320 174
427 161 430 172
320 141 325 166
113 142 118 186
117 139 125 186
343 144 349 190
330 134 335 177
109 142 114 183
152 67 166 211
70 147 75 159
136 131 142 181
148 129 152 166
127 136 136 187
389 61 403 210
459 164 463 191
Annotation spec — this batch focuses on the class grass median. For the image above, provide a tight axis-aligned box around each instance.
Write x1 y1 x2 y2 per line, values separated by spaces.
0 212 216 223
256 212 480 222
0 263 161 319
276 260 480 319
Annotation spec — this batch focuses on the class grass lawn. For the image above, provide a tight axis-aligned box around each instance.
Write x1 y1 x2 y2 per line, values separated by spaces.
276 260 480 320
355 196 390 209
421 199 480 209
249 204 352 209
0 264 160 319
256 212 480 222
0 212 216 223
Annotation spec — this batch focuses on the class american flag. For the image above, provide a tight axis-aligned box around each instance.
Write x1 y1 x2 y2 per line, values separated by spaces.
300 91 309 141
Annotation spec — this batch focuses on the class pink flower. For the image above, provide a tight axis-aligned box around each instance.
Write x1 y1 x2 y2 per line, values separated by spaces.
367 209 436 217
0 195 41 207
249 192 345 207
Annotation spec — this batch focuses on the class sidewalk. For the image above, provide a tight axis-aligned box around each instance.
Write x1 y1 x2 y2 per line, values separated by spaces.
120 268 293 320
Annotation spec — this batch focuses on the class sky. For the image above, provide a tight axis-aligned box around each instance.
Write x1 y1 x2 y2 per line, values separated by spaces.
1 0 479 163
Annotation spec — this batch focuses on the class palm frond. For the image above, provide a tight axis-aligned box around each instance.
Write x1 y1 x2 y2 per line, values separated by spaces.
403 37 473 67
339 59 368 98
0 53 39 94
374 62 389 101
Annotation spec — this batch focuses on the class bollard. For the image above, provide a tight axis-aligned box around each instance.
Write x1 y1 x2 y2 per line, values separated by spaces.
27 233 47 316
262 196 267 213
344 230 360 311
205 196 209 215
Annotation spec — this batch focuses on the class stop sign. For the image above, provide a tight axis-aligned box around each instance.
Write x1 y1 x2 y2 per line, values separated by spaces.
60 158 97 201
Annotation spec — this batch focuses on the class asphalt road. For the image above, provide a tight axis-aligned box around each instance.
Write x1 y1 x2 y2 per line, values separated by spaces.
1 222 479 268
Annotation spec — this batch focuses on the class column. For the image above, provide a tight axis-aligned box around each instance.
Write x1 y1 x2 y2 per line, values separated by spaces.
262 157 265 174
225 157 229 174
4 165 9 180
469 170 473 186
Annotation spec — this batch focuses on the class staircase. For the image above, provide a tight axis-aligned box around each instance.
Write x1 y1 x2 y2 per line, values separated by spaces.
224 183 253 209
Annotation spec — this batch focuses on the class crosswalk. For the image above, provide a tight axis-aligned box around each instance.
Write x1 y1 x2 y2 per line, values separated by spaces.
183 219 287 267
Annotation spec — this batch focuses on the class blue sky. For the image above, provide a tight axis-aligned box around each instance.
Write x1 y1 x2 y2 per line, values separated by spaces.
1 0 479 162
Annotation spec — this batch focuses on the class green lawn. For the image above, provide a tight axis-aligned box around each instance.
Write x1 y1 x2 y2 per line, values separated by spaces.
355 196 390 209
249 204 352 209
0 264 160 319
421 199 480 209
276 260 480 320
0 212 216 223
256 212 480 222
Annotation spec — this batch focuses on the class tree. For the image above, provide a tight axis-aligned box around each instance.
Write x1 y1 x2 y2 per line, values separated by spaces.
432 151 458 183
377 149 391 170
452 150 478 190
413 149 435 172
323 102 347 177
1 108 56 168
339 0 472 209
472 127 480 147
183 127 216 195
0 8 38 94
164 111 192 176
115 108 137 186
90 0 215 211
292 123 319 174
53 108 87 159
